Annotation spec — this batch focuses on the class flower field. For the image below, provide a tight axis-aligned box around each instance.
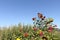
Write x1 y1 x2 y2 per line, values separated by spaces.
0 24 60 40
0 13 60 40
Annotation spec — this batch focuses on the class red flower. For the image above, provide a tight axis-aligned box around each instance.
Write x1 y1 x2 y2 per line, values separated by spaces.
33 27 37 31
48 30 52 32
39 32 43 36
32 17 36 21
24 32 29 37
48 26 53 32
38 13 43 18
49 26 53 30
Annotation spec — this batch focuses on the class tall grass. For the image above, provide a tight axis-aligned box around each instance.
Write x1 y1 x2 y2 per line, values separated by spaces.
0 23 60 40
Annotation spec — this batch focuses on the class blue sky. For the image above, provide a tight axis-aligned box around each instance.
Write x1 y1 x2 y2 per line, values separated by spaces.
0 0 60 28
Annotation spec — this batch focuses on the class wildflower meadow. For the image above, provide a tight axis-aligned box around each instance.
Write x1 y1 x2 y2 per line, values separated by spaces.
0 13 60 40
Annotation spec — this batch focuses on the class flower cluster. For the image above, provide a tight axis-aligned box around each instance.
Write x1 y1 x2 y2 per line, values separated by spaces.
15 13 57 40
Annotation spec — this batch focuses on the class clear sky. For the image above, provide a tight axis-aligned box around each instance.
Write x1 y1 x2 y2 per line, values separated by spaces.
0 0 60 28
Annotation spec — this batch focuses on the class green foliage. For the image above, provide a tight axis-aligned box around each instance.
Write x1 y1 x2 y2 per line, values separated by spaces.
0 24 60 40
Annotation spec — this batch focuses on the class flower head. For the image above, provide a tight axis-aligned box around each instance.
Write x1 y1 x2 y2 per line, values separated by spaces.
24 32 29 37
53 25 57 27
42 16 46 20
43 16 46 18
37 30 44 36
32 17 36 21
39 31 43 36
49 18 53 22
48 26 53 32
33 27 37 31
16 38 21 40
37 30 42 34
38 13 43 18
